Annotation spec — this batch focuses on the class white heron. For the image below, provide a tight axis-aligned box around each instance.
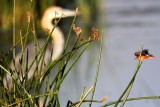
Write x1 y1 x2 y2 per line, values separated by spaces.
5 6 78 90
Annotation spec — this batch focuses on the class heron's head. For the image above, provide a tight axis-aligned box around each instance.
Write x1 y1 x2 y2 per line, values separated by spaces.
41 6 79 31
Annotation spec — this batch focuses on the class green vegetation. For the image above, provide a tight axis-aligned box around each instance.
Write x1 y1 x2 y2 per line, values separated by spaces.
0 0 159 107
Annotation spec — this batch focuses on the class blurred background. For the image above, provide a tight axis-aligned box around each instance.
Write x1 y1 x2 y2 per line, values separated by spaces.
0 0 160 107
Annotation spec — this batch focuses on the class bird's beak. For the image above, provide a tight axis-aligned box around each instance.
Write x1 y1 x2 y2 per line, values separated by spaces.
57 8 80 18
149 55 157 59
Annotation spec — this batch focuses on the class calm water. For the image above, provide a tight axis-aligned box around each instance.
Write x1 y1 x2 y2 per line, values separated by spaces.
60 0 160 107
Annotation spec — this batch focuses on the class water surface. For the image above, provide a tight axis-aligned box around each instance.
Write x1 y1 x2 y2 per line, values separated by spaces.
60 0 160 107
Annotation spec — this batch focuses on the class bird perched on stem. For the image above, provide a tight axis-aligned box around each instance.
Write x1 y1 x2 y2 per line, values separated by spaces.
134 49 156 60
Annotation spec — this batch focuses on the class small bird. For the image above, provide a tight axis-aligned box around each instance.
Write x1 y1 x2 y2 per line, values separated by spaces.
134 49 156 60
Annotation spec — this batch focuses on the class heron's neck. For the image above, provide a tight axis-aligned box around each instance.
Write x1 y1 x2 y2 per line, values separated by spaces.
41 8 65 61
50 27 65 61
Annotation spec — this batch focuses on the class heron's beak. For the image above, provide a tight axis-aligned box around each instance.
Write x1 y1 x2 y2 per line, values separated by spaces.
57 8 80 18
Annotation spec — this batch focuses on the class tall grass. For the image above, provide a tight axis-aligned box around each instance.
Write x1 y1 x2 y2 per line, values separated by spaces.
0 1 105 106
0 0 159 107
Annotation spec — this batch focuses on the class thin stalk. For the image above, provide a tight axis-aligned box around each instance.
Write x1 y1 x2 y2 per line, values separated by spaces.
64 8 78 51
33 17 63 94
89 35 103 107
47 42 91 105
55 96 60 107
38 40 92 87
114 44 144 107
101 96 160 107
114 61 142 107
80 86 86 101
20 30 25 65
69 100 100 107
49 38 80 105
53 11 79 105
8 91 58 107
57 43 90 87
57 34 82 82
46 43 79 103
31 0 39 78
120 82 134 107
77 86 94 107
0 65 35 105
27 34 50 77
28 38 50 91
13 0 16 61
43 75 51 106
12 1 16 94
55 35 81 91
0 29 32 62
27 16 62 82
23 2 33 48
